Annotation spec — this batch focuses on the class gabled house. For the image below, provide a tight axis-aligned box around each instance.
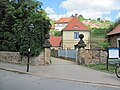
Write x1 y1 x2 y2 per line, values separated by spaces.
62 16 90 49
49 36 62 50
107 24 120 47
54 17 72 31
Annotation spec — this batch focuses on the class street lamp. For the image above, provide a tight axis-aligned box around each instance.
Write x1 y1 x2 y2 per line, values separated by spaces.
27 23 34 72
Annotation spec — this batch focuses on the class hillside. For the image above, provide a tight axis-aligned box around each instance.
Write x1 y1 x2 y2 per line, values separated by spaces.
77 15 113 29
82 19 113 29
50 16 113 29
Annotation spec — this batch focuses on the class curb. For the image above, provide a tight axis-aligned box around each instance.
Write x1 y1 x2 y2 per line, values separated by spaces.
0 67 30 75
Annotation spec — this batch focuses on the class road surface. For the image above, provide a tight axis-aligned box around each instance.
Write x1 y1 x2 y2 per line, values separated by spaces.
0 69 120 90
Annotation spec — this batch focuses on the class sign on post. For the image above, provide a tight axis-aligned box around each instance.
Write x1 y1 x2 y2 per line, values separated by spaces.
108 48 119 58
107 48 120 70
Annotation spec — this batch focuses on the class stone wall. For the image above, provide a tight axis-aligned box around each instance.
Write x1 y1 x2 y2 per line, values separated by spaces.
51 49 58 57
0 51 45 66
77 49 107 65
0 51 21 63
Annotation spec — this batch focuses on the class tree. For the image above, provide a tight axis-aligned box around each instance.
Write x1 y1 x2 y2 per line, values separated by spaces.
54 31 61 36
75 13 78 17
78 14 85 21
92 28 107 36
97 18 101 21
107 18 120 33
0 0 51 56
0 0 7 22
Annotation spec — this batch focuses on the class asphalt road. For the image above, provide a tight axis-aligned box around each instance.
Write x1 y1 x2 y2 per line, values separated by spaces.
0 70 120 90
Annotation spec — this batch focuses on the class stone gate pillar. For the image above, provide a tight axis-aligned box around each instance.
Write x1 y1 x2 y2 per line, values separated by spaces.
77 34 86 65
43 33 52 65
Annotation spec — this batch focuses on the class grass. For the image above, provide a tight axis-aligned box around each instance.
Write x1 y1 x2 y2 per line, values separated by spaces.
84 64 116 73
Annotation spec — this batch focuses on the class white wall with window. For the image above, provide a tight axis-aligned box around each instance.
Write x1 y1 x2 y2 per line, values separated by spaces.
62 31 90 49
54 23 68 31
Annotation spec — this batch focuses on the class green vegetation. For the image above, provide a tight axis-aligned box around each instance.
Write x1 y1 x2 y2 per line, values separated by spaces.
0 0 51 56
50 29 61 36
90 19 113 28
85 64 116 73
91 28 109 49
54 31 61 36
50 19 56 26
92 28 107 35
77 15 86 21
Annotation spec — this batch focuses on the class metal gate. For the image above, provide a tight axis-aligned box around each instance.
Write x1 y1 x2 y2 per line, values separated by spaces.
58 49 77 59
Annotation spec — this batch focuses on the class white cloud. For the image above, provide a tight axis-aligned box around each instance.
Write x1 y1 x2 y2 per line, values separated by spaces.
44 7 67 20
104 17 112 21
65 9 111 19
45 7 55 14
59 0 120 20
117 12 120 19
48 14 66 20
60 0 120 11
44 0 120 21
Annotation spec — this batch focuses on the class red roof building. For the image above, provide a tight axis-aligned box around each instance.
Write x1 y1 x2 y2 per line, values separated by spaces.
54 17 73 31
62 16 90 49
55 17 72 24
63 16 89 31
49 36 61 49
50 16 90 49
107 24 120 35
107 24 120 47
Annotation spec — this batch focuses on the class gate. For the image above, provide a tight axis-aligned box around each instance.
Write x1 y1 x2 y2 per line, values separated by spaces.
58 49 77 59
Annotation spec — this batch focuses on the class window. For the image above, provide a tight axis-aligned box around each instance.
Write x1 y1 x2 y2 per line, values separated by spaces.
74 26 79 28
74 32 79 39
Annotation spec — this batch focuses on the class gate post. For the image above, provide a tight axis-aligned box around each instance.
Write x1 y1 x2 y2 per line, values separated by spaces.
43 33 52 65
77 34 86 65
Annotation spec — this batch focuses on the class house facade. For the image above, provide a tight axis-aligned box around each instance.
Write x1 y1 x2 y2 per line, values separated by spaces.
54 17 72 31
107 24 120 47
62 16 90 49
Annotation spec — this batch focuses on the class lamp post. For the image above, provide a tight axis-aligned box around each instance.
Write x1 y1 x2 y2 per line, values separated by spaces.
27 23 34 72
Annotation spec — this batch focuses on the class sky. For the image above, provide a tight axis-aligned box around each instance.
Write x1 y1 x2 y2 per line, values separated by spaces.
38 0 120 21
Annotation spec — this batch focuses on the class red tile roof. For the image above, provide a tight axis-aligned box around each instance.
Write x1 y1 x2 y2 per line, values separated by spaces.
55 17 72 24
107 24 120 36
49 36 61 47
63 16 90 31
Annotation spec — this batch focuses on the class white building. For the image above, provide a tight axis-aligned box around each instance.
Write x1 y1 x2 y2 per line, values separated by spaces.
54 17 72 31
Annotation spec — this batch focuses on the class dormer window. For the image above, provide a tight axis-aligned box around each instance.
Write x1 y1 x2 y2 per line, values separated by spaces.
74 26 79 28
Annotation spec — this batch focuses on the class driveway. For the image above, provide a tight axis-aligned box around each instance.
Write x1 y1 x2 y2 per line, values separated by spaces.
33 57 120 87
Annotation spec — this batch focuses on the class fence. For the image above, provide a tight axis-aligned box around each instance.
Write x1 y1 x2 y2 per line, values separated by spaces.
58 49 77 59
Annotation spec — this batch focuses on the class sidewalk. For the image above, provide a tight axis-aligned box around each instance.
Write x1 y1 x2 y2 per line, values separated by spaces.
0 57 120 88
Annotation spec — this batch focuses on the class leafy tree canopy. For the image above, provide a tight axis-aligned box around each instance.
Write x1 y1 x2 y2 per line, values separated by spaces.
0 0 51 56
